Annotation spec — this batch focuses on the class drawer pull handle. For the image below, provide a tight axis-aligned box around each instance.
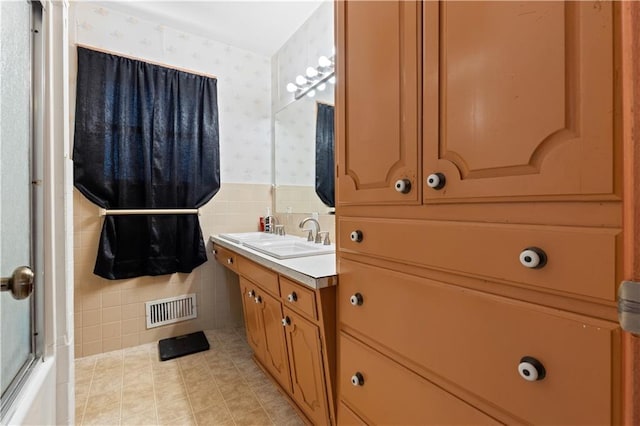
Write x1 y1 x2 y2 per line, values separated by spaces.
519 247 547 269
227 258 234 265
254 296 262 304
349 293 364 306
394 179 412 194
247 290 255 298
351 372 365 387
518 356 546 382
287 292 298 303
350 230 363 243
426 173 446 190
282 316 291 327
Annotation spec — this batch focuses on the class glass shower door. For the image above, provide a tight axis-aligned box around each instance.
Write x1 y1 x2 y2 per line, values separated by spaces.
0 0 38 416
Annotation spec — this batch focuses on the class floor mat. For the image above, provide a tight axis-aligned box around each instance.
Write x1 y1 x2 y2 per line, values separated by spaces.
158 330 209 361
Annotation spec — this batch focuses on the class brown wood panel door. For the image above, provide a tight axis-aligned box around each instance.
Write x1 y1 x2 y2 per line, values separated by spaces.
239 278 264 358
258 290 291 392
336 0 422 205
283 308 329 426
423 1 617 202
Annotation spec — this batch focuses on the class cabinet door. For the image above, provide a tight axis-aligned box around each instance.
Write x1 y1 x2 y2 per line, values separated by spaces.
423 1 616 202
283 308 329 426
336 0 422 205
239 278 264 358
258 290 291 392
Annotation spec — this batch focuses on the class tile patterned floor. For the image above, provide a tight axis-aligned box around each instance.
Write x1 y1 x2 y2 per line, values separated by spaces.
75 328 305 425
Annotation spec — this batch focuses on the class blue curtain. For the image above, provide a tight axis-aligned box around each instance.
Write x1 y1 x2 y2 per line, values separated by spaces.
73 47 220 279
315 102 335 208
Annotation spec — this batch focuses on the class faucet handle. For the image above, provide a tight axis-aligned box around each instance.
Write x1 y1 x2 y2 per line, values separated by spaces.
302 228 314 242
318 231 331 245
274 225 285 236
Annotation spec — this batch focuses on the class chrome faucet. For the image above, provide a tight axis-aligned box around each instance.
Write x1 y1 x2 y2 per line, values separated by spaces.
299 217 321 243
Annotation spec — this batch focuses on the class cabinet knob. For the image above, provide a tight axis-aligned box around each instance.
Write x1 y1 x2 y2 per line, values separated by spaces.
254 296 262 304
350 230 363 243
349 293 364 306
519 247 547 269
518 356 546 382
247 290 255 298
227 257 234 265
213 249 218 255
282 316 291 327
426 173 446 190
394 179 412 194
350 372 365 387
287 292 298 303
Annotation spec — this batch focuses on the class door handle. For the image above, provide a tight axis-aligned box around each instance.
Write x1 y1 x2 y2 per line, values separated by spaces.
1 266 34 300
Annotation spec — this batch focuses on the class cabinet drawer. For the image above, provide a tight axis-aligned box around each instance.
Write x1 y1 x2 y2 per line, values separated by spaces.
337 401 366 425
338 259 618 425
339 216 619 301
280 276 317 321
213 245 238 272
339 333 500 425
237 256 279 296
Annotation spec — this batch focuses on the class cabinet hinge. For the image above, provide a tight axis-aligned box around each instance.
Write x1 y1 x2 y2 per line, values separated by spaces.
618 281 640 334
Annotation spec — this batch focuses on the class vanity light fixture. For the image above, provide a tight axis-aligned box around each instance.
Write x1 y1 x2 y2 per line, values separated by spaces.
286 53 335 100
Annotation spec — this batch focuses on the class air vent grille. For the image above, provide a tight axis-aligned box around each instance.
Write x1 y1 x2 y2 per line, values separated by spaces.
145 294 197 329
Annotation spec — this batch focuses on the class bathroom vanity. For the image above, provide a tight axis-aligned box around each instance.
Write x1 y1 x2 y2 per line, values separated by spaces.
210 234 337 426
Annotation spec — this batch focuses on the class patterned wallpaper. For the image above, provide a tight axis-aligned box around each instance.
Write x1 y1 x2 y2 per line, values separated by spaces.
70 3 272 185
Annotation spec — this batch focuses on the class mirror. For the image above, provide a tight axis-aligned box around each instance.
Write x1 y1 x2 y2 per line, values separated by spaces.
274 88 334 214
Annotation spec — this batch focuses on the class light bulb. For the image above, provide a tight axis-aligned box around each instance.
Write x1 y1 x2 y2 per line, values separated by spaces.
318 56 331 67
306 90 316 97
317 83 326 91
286 83 297 93
328 76 336 84
306 66 318 78
295 75 307 85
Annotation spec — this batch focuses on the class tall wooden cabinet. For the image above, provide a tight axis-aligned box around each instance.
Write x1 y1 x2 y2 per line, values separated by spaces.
336 1 622 424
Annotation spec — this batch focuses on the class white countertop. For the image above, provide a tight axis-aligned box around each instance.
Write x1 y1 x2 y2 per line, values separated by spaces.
209 235 337 289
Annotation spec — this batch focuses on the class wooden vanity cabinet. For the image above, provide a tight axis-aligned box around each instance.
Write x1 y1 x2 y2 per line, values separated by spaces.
336 0 622 424
283 307 330 426
216 244 336 425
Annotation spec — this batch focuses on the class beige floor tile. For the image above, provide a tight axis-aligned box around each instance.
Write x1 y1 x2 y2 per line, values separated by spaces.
181 364 212 387
225 392 261 419
156 396 192 424
263 400 304 426
89 375 123 396
253 383 287 406
121 389 156 417
177 352 207 370
158 414 196 426
232 406 274 426
212 366 243 386
193 401 234 426
82 400 120 426
188 383 225 413
154 380 188 403
123 368 153 387
218 378 252 402
121 407 158 426
243 369 271 389
85 389 122 415
93 365 123 383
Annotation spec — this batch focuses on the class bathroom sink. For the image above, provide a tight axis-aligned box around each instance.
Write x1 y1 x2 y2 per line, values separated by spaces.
244 239 335 259
218 232 295 244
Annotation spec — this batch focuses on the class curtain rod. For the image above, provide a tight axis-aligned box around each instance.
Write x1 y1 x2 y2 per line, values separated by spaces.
99 208 201 217
76 44 217 80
